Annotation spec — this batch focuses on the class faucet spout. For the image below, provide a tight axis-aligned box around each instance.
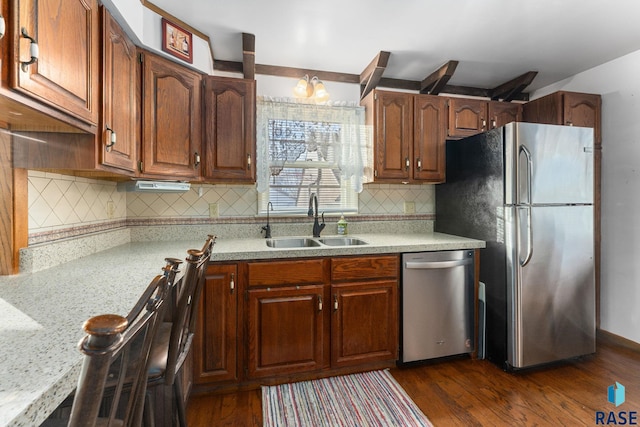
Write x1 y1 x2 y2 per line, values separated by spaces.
261 202 273 238
309 193 325 237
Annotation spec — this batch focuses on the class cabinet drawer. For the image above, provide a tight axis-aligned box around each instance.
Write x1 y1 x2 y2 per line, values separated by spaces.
247 259 327 287
331 256 399 282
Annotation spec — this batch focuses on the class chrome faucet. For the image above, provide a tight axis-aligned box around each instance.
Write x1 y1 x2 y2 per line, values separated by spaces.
308 193 325 237
261 202 273 238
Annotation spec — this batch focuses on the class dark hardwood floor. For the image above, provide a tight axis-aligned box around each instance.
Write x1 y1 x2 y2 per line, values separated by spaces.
187 337 640 426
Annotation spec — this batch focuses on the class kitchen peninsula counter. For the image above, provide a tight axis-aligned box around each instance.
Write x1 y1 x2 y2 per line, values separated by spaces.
0 232 484 426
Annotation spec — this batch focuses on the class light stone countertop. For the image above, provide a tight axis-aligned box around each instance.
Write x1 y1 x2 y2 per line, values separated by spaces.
0 232 484 427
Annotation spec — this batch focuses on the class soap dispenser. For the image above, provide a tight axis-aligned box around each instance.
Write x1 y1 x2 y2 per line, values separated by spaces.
337 214 348 235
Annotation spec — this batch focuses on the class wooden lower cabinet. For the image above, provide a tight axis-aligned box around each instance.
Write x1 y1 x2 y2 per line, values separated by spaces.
331 280 398 367
193 255 399 390
247 285 326 378
193 264 238 384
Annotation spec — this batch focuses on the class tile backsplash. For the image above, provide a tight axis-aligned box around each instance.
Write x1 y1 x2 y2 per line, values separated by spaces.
27 171 435 240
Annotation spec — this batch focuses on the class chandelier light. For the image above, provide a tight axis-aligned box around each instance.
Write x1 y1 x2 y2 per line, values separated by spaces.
292 74 330 102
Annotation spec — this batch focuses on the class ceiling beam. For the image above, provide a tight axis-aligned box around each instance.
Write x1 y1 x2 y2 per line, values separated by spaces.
359 51 391 100
420 60 459 95
489 71 538 101
212 60 530 101
242 33 256 80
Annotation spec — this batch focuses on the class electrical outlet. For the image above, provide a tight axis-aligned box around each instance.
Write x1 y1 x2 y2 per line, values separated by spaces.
209 203 219 218
403 201 416 214
106 201 115 219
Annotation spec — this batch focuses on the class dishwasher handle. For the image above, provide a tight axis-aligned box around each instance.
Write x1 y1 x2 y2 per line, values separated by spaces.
404 258 473 270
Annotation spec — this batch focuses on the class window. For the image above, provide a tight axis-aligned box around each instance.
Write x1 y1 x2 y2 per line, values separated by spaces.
256 99 371 215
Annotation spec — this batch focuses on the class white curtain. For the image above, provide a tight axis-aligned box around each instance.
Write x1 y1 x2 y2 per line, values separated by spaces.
256 97 373 193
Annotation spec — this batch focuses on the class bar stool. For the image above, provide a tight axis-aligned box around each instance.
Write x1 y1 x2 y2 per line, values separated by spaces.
42 259 178 427
145 235 216 426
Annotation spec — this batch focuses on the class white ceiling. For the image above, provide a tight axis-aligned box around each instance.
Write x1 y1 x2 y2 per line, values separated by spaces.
150 0 640 93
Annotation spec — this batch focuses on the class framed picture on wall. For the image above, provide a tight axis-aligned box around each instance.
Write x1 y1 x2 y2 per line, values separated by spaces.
161 18 193 63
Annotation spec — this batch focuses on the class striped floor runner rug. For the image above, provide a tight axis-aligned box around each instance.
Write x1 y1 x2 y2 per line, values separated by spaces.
262 369 433 427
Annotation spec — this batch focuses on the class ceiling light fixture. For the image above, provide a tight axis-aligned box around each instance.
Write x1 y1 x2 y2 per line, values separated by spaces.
293 74 330 102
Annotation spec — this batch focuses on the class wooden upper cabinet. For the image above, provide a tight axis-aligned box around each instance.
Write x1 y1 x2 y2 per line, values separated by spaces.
414 95 447 182
365 90 412 181
522 91 601 145
488 101 522 130
99 7 138 174
13 0 99 126
362 90 446 183
202 76 256 182
140 50 202 179
447 98 488 138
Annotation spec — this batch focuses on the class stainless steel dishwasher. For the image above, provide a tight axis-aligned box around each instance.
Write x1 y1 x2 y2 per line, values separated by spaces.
401 250 475 363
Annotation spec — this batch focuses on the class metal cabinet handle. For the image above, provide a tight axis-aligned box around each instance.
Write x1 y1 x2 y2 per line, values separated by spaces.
405 157 410 171
333 294 338 311
492 119 497 129
247 153 251 170
230 273 235 294
481 118 486 130
416 158 422 171
194 152 201 168
0 15 6 39
105 125 117 152
318 295 323 311
20 28 39 72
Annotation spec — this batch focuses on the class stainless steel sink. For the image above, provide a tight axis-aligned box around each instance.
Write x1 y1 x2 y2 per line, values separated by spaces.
265 238 322 248
317 237 369 246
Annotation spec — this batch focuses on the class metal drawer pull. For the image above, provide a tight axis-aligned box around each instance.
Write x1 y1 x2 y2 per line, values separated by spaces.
194 152 201 168
105 126 117 152
405 258 473 269
318 295 323 311
0 15 5 39
230 273 235 294
20 28 39 72
247 153 252 169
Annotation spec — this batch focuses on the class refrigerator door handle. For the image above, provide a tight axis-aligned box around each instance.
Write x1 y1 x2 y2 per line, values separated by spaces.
519 144 533 205
518 205 533 267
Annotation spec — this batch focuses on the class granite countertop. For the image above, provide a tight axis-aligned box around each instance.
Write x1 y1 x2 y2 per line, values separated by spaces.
0 232 484 426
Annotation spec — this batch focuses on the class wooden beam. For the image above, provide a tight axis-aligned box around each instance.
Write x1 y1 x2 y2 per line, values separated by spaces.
242 33 256 80
211 60 530 101
420 60 459 95
490 71 537 101
255 64 360 84
359 51 391 100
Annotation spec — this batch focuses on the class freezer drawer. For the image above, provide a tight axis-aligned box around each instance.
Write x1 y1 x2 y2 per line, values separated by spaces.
401 251 475 363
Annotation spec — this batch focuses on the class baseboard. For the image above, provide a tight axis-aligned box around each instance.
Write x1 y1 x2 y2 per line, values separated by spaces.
597 329 640 352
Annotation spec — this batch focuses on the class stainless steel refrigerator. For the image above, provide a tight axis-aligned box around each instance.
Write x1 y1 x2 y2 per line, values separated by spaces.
436 122 596 370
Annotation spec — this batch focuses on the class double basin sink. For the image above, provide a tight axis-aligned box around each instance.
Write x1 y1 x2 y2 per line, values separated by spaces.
265 236 368 249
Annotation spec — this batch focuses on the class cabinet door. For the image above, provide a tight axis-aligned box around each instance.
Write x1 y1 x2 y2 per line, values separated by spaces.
488 101 522 129
247 285 325 378
563 92 601 145
202 76 256 182
140 51 202 179
373 91 412 181
447 98 487 138
331 281 398 367
413 95 447 182
99 8 137 173
193 264 238 384
15 0 99 125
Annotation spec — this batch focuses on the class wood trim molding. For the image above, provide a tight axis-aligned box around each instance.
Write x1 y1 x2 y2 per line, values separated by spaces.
0 128 13 274
597 329 640 353
141 0 215 65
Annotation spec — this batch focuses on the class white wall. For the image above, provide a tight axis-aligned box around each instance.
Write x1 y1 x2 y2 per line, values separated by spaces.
531 49 640 344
